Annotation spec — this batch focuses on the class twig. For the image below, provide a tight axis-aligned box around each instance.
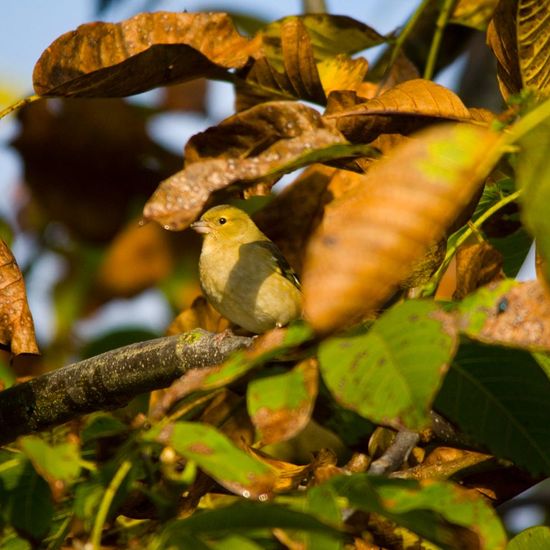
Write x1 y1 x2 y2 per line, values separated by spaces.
302 0 326 13
0 330 251 445
368 430 420 475
423 0 456 80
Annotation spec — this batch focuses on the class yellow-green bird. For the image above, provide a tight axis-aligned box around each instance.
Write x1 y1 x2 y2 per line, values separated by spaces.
191 205 302 334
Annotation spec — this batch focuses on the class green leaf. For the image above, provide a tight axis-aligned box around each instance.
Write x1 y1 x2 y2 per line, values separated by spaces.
8 462 54 540
81 413 129 444
209 535 264 550
319 300 457 430
305 485 343 550
20 436 80 483
507 526 550 550
435 343 550 475
329 474 506 549
162 501 342 537
247 359 317 445
516 112 550 283
202 322 313 390
490 228 532 278
169 422 275 499
0 533 32 550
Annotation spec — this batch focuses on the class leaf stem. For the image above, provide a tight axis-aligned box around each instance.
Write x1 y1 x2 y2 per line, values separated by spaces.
302 0 327 13
423 0 456 80
504 94 550 145
91 459 132 550
0 94 41 120
421 189 522 296
387 0 432 70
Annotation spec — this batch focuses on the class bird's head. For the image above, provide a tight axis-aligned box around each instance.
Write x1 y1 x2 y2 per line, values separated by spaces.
190 205 264 243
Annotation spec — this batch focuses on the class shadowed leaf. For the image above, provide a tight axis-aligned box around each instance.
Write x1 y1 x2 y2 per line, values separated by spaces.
143 102 375 230
247 358 318 445
451 0 499 30
318 300 457 430
0 241 39 355
302 123 503 333
458 279 550 351
33 12 252 97
435 342 550 475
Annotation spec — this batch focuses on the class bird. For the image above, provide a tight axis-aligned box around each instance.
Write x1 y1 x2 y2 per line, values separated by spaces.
190 204 302 334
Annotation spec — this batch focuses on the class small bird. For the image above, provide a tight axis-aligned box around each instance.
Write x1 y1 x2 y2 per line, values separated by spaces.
190 205 302 334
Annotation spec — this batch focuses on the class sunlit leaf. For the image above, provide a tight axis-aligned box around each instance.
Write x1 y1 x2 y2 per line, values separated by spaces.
435 342 550 475
169 422 276 499
319 300 457 430
247 358 318 445
457 279 550 351
33 12 252 97
303 123 503 332
451 0 499 30
508 526 550 550
0 241 39 355
167 295 230 334
329 474 507 549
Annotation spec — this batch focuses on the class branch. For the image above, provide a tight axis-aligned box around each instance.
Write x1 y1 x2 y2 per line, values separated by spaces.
368 430 420 475
0 329 252 445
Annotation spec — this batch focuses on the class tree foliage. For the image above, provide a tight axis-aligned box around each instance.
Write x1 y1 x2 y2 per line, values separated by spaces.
1 0 550 548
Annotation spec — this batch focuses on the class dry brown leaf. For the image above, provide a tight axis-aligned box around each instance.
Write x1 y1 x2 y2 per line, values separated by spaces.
453 241 504 300
33 12 252 97
143 102 348 230
95 219 174 299
13 99 180 242
0 241 39 355
302 123 503 333
166 296 230 335
324 79 475 144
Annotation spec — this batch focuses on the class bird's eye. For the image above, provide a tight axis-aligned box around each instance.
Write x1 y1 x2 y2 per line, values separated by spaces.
218 217 227 225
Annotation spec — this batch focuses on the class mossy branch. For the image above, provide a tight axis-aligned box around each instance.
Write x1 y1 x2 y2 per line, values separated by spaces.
0 329 252 445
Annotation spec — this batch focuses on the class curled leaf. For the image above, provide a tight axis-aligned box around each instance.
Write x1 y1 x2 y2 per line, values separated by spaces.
33 12 252 97
302 123 503 333
0 241 39 355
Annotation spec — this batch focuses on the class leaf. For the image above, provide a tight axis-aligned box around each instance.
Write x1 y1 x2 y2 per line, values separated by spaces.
247 358 318 445
167 295 230 335
0 241 39 355
33 12 252 97
302 123 503 333
19 436 81 485
318 300 457 430
516 112 550 283
435 342 550 475
330 474 507 550
169 422 276 499
317 55 370 96
257 14 385 68
210 535 264 550
324 79 474 144
508 526 550 550
451 0 499 30
144 102 372 231
457 279 550 351
305 484 343 550
160 500 342 537
8 462 54 541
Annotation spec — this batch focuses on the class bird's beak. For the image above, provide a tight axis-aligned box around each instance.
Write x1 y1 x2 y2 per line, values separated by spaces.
190 220 211 234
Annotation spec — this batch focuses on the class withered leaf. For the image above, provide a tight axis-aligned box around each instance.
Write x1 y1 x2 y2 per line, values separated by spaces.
0 241 39 355
143 102 362 230
453 241 504 300
302 123 503 333
459 279 550 351
166 295 230 335
248 358 319 445
325 79 475 144
33 12 252 97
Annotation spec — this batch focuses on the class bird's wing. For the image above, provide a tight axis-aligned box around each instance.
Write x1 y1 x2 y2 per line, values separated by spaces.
255 241 301 290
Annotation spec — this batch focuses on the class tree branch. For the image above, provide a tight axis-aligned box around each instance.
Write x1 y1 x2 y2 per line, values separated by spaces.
0 329 252 445
368 430 420 475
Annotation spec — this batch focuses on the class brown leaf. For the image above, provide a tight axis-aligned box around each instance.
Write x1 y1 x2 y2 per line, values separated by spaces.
166 296 230 335
324 79 475 144
0 241 39 355
318 55 369 96
94 219 174 299
249 358 319 446
33 12 252 97
460 280 550 350
143 101 348 230
302 123 503 333
453 241 504 300
12 99 180 242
